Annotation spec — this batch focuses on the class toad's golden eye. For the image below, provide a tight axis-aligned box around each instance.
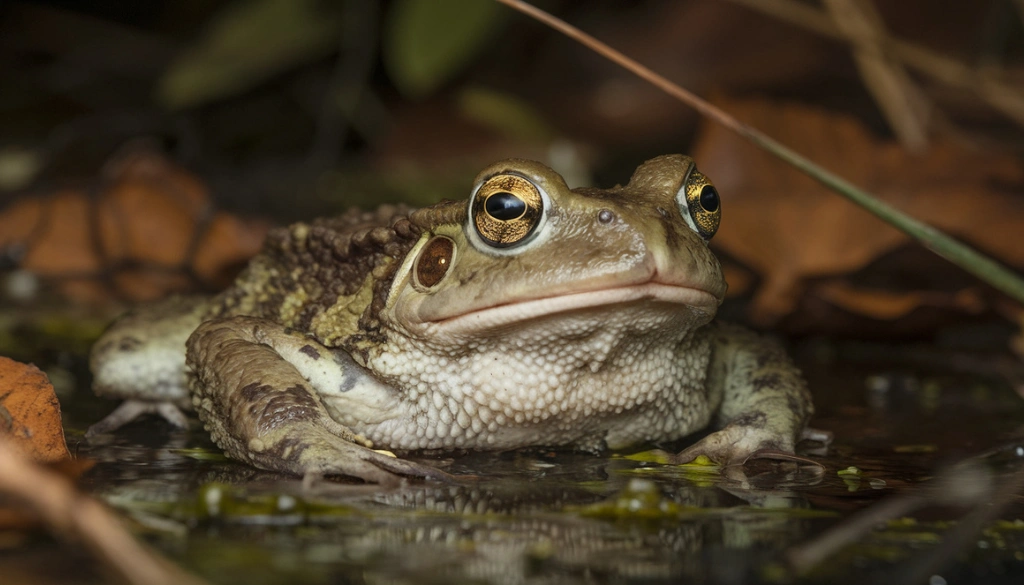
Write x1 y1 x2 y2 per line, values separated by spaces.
471 174 544 248
414 236 455 289
677 168 721 240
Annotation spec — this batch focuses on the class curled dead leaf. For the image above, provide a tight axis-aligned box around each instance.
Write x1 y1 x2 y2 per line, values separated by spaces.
812 282 986 321
697 95 1024 328
0 356 69 463
0 149 270 304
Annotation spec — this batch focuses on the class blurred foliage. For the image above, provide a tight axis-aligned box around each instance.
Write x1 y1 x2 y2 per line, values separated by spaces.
3 0 1023 334
157 0 344 109
149 0 532 186
457 85 554 142
158 0 508 107
384 0 504 98
0 147 44 191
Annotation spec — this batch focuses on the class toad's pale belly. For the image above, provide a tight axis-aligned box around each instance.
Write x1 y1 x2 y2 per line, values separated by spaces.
316 301 717 451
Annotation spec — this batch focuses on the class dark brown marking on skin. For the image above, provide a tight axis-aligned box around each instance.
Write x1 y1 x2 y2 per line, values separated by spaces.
117 337 142 352
732 412 767 429
256 385 320 434
751 373 784 393
240 382 270 402
754 349 783 369
457 269 481 287
299 345 321 360
297 304 322 333
787 395 801 414
266 435 310 462
206 204 425 345
345 344 372 366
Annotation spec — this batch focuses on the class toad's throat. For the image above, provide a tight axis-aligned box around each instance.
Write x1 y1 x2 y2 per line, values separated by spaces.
421 282 718 334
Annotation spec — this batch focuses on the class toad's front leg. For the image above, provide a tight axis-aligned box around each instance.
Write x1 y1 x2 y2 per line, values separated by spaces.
673 323 814 465
186 316 448 484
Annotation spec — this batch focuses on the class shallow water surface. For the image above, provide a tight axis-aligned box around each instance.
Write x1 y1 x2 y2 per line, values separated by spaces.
21 348 1024 584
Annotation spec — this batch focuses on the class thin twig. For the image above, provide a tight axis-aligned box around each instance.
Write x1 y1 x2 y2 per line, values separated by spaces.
822 0 930 151
725 0 1024 128
787 456 1017 582
494 0 1024 305
786 493 924 573
0 438 209 585
888 465 1024 585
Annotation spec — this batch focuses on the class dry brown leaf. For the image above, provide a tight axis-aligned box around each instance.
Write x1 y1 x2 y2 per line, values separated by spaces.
0 149 270 304
696 95 1024 327
812 282 986 320
0 356 69 463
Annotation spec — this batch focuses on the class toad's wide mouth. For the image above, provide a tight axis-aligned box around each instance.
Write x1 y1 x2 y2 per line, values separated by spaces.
408 282 718 336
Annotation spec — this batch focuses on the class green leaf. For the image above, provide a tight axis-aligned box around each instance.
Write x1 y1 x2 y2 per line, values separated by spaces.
385 0 501 98
157 0 343 109
457 86 553 142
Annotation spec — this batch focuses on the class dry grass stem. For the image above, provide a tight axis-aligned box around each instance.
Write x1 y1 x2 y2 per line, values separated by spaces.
726 0 1024 128
0 438 209 585
822 0 931 151
494 0 1024 304
786 494 923 574
787 458 1019 583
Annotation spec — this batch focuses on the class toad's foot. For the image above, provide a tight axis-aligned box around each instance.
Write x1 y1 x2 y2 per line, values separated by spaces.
669 421 796 467
85 400 188 438
249 420 452 485
187 316 450 485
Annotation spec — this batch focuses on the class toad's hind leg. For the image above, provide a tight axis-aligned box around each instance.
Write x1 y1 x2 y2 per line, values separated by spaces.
88 296 208 437
186 316 447 484
672 323 814 466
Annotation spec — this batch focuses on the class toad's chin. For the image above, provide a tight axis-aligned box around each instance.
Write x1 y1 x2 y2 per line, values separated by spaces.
403 282 719 338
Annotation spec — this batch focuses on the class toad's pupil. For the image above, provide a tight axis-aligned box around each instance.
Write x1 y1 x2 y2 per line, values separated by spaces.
699 185 720 212
485 192 527 220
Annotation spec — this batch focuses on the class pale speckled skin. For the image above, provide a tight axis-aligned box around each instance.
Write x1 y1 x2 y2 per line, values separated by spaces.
89 155 813 483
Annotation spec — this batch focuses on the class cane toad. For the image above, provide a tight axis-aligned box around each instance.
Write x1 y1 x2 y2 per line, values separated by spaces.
89 155 814 483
